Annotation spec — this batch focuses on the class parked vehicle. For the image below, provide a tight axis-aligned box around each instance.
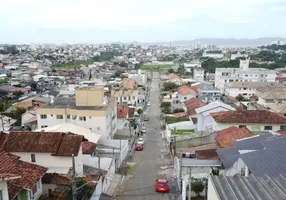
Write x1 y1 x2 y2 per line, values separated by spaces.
141 126 147 133
155 178 169 192
144 115 149 121
147 102 151 106
135 144 143 151
137 137 144 145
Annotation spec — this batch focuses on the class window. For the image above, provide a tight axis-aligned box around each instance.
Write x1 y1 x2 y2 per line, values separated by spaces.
56 115 63 119
37 180 41 191
40 114 47 119
239 125 246 128
132 96 135 100
67 114 70 119
0 190 2 200
124 97 127 100
280 125 286 130
264 126 272 130
31 154 36 162
243 88 247 90
41 125 48 128
72 115 77 120
184 97 187 100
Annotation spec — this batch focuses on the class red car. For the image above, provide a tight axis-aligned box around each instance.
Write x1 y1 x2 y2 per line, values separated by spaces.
135 144 143 151
155 178 169 192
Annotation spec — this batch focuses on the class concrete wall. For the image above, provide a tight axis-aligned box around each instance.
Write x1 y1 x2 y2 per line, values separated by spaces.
0 181 9 200
207 177 219 200
222 158 246 176
175 132 217 148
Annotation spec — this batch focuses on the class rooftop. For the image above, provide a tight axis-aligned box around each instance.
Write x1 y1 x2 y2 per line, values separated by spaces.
3 132 86 156
211 110 286 124
184 98 206 115
225 82 281 88
177 85 198 96
256 87 286 100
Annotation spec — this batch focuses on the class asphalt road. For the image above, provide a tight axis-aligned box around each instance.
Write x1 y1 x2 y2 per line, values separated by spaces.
117 72 170 200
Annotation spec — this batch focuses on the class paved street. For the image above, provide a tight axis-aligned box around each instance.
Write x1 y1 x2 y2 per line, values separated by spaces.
116 72 171 200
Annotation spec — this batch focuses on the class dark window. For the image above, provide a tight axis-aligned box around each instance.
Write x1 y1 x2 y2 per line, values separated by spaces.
31 154 36 162
239 125 246 128
40 114 47 119
264 126 272 130
67 115 70 119
280 125 286 130
56 115 63 119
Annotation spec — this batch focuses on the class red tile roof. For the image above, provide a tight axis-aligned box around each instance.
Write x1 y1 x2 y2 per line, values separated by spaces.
117 106 129 118
278 130 286 135
82 141 97 155
195 148 219 160
216 126 253 148
0 151 48 199
184 98 206 115
175 112 188 118
211 110 286 124
128 107 135 118
191 118 198 124
3 132 86 156
177 85 198 96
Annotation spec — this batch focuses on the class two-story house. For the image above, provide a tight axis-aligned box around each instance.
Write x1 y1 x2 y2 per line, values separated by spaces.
257 87 286 105
211 110 286 133
37 87 117 139
195 101 235 133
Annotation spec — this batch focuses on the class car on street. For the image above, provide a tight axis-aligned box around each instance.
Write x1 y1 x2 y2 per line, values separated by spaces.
147 102 151 106
137 137 144 145
144 115 149 121
135 144 143 151
141 126 147 133
155 178 169 192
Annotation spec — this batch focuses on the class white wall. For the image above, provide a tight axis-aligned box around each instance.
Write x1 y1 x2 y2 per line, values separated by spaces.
37 114 111 139
207 177 219 200
222 158 246 176
12 148 83 175
90 176 102 200
0 181 9 200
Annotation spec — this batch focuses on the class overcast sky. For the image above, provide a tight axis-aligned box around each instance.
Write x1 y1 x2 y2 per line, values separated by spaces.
1 0 286 44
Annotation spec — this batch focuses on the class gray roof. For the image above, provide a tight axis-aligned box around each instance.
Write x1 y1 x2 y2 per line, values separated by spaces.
44 97 106 110
181 158 220 167
240 135 286 177
216 147 240 169
234 133 273 150
211 174 286 200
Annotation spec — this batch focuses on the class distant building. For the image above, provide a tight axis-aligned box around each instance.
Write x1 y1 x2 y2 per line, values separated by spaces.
215 59 277 93
198 82 221 103
193 66 205 82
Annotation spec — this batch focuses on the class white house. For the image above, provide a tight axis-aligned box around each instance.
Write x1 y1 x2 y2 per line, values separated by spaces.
195 101 235 133
193 66 204 82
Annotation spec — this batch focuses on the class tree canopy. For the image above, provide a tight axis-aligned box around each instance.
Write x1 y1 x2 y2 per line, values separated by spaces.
162 82 180 91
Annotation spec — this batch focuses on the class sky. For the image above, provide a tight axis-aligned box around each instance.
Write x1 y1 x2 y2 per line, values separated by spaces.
1 0 286 44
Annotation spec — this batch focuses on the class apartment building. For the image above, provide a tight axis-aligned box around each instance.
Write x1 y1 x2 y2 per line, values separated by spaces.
215 60 277 93
198 82 221 103
193 66 205 82
225 82 281 99
37 87 117 139
111 78 139 106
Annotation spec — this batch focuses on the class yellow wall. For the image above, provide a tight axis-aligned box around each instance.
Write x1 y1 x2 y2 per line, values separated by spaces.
75 87 104 106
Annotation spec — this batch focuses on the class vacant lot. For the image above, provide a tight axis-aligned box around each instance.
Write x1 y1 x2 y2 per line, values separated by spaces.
140 64 173 71
165 116 190 124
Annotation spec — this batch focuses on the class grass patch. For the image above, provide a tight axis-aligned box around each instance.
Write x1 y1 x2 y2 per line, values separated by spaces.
166 116 190 124
125 165 134 175
140 64 173 71
171 129 194 135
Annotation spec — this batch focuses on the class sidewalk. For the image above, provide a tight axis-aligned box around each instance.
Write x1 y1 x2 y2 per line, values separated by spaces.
104 173 124 196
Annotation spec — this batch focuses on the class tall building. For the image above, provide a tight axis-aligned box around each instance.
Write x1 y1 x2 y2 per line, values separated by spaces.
215 60 277 93
37 87 117 139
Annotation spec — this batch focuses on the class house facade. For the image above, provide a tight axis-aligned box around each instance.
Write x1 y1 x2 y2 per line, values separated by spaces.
37 87 117 139
198 83 220 103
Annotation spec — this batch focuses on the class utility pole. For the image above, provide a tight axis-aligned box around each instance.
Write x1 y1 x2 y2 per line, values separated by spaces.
174 136 176 156
188 167 192 200
98 151 101 173
71 154 77 200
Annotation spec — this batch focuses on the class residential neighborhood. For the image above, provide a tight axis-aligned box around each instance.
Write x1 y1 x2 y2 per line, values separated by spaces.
2 39 286 200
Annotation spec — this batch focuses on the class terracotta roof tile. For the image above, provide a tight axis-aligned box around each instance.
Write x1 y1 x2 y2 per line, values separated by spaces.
195 148 219 160
191 118 198 124
211 110 286 124
177 85 198 96
175 112 188 118
3 132 85 156
122 78 136 89
82 141 97 155
117 106 129 118
216 126 253 148
184 98 206 115
0 151 48 199
278 130 286 135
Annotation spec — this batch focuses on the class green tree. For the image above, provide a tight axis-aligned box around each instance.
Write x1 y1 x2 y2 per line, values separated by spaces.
211 167 220 176
177 65 185 75
114 70 123 78
0 97 10 130
66 178 93 200
30 82 37 91
235 94 246 101
191 179 205 197
128 118 139 130
14 107 27 125
160 102 171 114
163 82 180 91
168 68 174 73
137 108 143 115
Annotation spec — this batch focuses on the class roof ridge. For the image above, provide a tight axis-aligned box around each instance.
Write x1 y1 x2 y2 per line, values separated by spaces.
53 132 65 156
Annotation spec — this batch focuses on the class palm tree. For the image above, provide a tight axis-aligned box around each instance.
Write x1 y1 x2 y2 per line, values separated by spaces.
0 97 10 131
